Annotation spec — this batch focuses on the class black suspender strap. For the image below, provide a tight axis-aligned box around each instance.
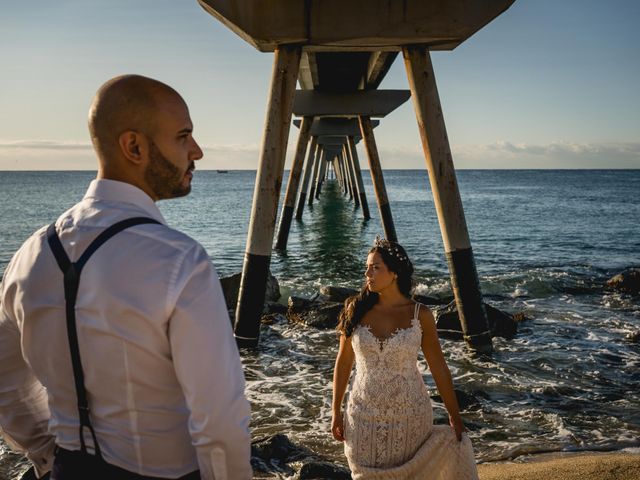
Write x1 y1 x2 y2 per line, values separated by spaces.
46 217 161 458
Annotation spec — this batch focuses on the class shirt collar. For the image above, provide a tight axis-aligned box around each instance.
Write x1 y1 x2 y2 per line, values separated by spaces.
83 179 168 225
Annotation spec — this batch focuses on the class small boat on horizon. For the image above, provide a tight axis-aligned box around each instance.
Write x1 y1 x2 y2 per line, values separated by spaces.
216 170 229 173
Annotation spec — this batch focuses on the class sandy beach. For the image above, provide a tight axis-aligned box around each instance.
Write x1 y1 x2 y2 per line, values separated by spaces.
478 452 640 480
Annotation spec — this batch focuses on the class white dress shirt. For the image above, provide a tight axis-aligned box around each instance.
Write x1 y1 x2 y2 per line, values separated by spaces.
0 179 252 479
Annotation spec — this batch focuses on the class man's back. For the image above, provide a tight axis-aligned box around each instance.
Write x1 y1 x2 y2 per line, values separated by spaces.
0 179 251 479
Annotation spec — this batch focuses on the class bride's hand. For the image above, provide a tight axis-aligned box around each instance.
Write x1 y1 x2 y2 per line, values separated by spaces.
332 412 345 442
449 415 466 442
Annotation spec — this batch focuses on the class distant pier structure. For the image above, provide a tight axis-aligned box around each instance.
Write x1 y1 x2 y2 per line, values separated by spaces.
198 0 515 353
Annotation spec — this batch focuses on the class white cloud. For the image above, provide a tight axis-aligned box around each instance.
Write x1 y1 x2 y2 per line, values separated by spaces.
1 139 638 170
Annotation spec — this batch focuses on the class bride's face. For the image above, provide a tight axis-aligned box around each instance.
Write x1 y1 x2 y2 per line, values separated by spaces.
365 252 396 293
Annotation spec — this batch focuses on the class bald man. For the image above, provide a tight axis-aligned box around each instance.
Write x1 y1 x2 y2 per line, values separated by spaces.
0 75 252 480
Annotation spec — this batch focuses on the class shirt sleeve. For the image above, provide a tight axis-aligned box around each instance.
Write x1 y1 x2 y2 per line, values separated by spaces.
0 264 56 478
168 244 252 480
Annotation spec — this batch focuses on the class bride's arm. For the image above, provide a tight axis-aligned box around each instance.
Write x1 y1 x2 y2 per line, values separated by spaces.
419 306 466 441
331 334 355 441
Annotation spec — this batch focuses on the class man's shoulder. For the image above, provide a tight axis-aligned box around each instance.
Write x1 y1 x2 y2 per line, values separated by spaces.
135 223 204 255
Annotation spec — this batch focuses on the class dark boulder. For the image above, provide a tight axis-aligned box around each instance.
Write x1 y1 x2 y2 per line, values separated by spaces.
288 297 343 329
627 331 640 343
412 293 449 306
220 271 281 311
431 388 484 412
251 434 350 479
435 301 522 340
299 460 351 479
606 269 640 295
319 286 358 303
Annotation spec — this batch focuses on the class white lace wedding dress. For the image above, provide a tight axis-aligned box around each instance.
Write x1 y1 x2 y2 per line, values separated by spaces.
343 303 479 479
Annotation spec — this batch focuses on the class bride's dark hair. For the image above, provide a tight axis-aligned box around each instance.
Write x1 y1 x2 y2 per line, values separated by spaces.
337 238 414 337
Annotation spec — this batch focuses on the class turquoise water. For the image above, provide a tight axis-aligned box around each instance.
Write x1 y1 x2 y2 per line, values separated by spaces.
1 169 639 475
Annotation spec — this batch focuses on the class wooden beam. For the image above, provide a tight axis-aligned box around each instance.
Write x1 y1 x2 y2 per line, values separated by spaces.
293 117 379 137
360 52 399 90
293 90 410 117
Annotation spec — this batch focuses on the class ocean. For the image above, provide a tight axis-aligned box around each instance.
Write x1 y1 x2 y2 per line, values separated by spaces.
1 169 639 477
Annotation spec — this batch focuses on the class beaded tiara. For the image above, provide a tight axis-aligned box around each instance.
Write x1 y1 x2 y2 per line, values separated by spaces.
373 235 408 263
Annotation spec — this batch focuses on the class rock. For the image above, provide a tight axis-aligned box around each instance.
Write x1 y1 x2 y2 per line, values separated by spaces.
252 433 307 463
264 302 288 315
607 269 640 295
412 293 449 306
288 299 343 329
288 296 314 311
298 460 351 479
435 301 520 340
260 313 287 325
485 304 518 338
220 271 281 311
431 389 484 411
250 434 350 479
627 331 640 343
319 286 358 303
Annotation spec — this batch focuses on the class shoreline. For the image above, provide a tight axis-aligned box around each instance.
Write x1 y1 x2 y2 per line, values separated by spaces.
478 450 640 480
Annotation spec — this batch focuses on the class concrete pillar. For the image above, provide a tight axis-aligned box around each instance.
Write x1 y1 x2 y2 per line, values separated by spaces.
344 144 360 207
348 136 371 219
234 46 301 348
308 146 322 205
359 115 398 242
316 155 328 198
332 157 343 190
343 150 355 200
403 46 492 353
296 138 319 220
275 116 312 250
338 155 348 195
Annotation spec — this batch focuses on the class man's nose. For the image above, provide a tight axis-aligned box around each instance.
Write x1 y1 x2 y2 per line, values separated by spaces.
191 138 204 161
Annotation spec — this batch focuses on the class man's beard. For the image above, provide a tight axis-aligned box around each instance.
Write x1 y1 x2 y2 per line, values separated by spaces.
144 141 194 200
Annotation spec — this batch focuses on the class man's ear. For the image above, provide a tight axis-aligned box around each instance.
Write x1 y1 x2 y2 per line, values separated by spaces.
118 131 147 165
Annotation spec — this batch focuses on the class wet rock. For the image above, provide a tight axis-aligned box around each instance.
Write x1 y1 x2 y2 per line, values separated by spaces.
264 302 288 315
319 286 359 303
289 296 314 311
607 269 640 295
627 330 640 343
260 313 287 325
288 298 343 329
220 271 281 311
412 293 448 306
298 460 351 479
435 301 521 340
251 434 350 479
431 389 482 411
252 433 307 464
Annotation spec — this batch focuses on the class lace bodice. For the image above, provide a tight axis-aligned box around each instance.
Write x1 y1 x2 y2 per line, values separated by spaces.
348 311 431 418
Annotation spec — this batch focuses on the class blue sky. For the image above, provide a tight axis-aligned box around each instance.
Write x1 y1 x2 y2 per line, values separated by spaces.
1 0 638 170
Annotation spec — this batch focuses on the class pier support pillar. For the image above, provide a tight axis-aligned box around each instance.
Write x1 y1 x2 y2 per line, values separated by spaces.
340 150 352 200
359 115 398 242
404 46 492 353
275 116 312 250
348 136 371 219
234 46 301 348
316 155 327 198
296 138 319 219
332 157 343 190
339 155 348 195
308 146 322 205
344 144 360 207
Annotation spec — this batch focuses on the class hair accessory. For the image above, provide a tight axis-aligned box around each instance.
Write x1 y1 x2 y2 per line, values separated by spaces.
373 235 408 262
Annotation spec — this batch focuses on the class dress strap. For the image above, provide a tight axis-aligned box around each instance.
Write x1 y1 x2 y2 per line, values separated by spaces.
414 302 421 320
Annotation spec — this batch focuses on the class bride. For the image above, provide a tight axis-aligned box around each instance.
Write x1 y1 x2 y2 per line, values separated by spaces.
331 238 479 479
